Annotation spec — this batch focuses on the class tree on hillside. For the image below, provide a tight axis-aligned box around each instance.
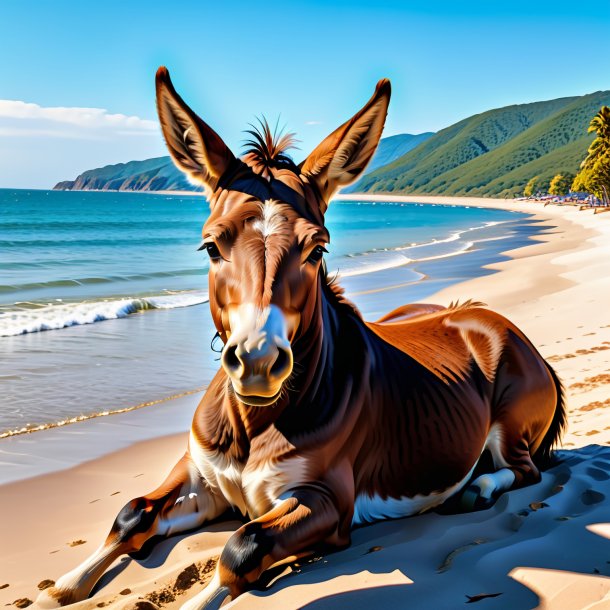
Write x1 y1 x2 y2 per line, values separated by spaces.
523 176 540 197
573 106 610 205
549 173 575 196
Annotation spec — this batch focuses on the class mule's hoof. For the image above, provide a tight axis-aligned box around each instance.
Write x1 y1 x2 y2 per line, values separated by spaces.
180 585 231 610
34 588 65 609
460 485 495 512
204 587 231 610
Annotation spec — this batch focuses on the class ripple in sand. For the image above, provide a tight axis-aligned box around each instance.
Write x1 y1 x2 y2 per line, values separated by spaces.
68 539 86 547
529 501 550 511
124 602 159 610
145 557 218 606
437 539 486 573
465 592 502 603
579 398 610 412
570 372 610 392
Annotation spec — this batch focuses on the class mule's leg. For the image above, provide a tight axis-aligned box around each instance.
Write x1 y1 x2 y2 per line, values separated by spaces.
461 424 542 511
461 468 517 510
180 489 348 610
36 453 228 608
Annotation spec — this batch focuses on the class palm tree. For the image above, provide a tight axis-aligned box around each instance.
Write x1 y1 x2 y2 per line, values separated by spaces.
574 106 610 205
590 106 610 141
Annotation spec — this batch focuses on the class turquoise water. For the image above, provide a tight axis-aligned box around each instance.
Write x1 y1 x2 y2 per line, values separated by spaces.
0 189 539 434
1 189 523 334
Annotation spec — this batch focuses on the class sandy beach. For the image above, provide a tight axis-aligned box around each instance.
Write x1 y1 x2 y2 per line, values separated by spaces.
2 195 610 610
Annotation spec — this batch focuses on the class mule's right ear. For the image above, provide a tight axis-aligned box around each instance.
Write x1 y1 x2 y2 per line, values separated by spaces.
156 67 235 196
300 79 391 212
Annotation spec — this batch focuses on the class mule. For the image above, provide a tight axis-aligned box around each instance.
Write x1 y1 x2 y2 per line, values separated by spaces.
37 68 565 610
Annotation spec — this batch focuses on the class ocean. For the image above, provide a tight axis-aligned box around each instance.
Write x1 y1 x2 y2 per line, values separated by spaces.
0 189 542 436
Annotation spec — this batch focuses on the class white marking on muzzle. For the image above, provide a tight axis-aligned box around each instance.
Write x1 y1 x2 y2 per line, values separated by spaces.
227 303 290 355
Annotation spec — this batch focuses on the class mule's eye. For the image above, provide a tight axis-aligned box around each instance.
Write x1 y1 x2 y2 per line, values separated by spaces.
201 241 222 261
306 245 327 265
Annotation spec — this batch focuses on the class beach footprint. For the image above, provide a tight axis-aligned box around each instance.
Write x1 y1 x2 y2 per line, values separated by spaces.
581 489 605 506
587 466 610 481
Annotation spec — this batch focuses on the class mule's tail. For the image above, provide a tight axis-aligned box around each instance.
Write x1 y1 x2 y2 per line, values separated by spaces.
533 363 567 468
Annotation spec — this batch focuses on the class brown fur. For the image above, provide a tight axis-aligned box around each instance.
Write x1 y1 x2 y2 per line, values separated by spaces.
38 69 564 610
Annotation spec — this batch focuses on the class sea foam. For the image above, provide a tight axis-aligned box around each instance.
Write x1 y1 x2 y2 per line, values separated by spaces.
0 291 209 337
335 221 508 277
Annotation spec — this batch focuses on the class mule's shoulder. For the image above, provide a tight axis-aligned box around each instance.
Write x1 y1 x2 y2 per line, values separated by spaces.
367 300 508 383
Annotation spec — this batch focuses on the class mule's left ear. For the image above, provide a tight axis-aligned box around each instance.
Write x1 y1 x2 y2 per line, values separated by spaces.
300 79 391 211
156 67 235 197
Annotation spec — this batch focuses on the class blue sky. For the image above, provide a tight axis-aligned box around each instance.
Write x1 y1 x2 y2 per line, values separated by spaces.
1 0 609 188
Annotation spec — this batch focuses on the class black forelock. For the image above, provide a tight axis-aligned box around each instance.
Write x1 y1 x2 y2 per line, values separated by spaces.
216 159 320 224
242 117 299 169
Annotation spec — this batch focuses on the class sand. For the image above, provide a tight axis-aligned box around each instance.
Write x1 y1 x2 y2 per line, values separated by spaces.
1 195 609 610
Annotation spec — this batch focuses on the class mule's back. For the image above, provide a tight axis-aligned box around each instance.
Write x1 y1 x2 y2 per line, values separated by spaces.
367 300 511 384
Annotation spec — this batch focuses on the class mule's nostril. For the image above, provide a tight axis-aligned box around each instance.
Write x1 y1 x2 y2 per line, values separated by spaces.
271 347 291 377
223 345 241 372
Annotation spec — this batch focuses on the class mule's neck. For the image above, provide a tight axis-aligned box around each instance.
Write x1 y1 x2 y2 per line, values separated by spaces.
225 276 368 443
273 278 369 436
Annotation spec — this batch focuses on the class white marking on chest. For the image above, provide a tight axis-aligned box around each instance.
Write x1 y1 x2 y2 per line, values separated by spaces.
242 456 310 516
189 431 310 518
252 200 287 237
189 430 247 515
352 460 478 526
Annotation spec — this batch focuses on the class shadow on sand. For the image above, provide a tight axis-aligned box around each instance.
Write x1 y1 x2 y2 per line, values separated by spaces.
96 445 610 609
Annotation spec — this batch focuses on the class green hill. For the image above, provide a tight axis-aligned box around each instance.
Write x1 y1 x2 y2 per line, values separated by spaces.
361 132 433 175
54 91 610 197
53 132 432 192
353 90 610 197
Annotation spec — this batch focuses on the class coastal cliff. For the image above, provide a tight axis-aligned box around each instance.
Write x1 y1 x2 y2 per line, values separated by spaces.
53 157 197 192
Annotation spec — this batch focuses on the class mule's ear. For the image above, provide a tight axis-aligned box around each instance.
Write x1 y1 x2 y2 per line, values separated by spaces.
156 67 235 196
300 79 391 211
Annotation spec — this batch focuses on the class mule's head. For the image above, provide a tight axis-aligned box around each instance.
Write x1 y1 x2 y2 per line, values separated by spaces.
156 68 390 406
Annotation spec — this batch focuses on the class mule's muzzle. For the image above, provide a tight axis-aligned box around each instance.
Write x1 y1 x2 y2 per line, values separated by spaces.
221 333 293 407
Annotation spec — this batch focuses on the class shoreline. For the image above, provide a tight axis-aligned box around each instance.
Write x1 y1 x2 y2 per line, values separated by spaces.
1 193 602 472
2 194 610 608
0 195 592 475
0 196 536 448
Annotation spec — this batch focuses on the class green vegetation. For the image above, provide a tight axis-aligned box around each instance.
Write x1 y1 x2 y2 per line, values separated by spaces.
523 176 540 197
55 92 610 200
573 106 610 204
548 173 575 196
353 90 610 198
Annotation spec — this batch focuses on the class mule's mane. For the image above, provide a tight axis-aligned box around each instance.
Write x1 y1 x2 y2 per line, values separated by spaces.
243 118 298 171
319 259 363 320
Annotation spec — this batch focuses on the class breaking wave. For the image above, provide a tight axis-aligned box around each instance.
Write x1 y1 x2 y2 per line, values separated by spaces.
0 291 209 337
